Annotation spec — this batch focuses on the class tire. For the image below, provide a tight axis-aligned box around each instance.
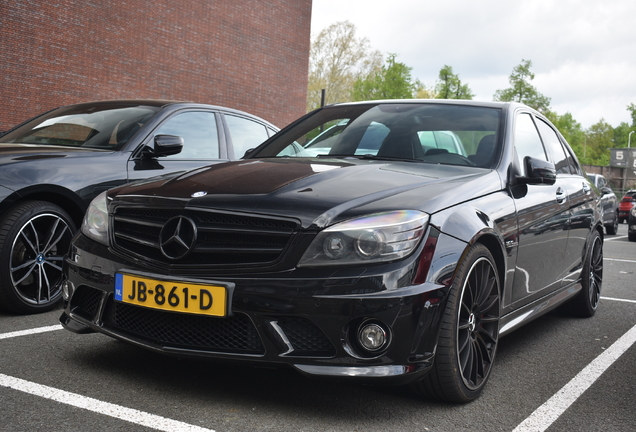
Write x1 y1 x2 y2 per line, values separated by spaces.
565 230 603 317
0 201 76 314
629 231 636 242
618 217 625 224
411 243 500 403
605 214 618 235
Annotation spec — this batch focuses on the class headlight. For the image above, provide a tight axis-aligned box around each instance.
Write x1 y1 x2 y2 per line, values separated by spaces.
298 210 429 267
81 191 109 245
631 207 636 217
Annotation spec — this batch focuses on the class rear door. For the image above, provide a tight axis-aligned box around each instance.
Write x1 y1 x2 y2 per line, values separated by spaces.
536 117 595 286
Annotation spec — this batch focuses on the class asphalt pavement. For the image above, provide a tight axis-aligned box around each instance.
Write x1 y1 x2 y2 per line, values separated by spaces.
1 224 635 432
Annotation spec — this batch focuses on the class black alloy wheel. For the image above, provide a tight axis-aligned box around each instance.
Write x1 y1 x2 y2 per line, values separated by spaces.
606 213 618 235
411 243 500 403
0 201 76 314
566 230 603 317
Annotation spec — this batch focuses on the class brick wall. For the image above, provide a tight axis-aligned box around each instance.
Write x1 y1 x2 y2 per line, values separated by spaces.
0 0 312 131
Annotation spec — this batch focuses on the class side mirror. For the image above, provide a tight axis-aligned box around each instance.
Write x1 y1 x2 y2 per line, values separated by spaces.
153 134 184 157
519 156 556 185
600 187 613 195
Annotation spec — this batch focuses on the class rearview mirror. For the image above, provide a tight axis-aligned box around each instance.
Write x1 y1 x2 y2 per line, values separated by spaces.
153 134 184 157
519 156 556 185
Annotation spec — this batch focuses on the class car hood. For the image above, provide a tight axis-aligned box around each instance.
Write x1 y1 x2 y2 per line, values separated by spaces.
0 143 110 164
112 158 502 229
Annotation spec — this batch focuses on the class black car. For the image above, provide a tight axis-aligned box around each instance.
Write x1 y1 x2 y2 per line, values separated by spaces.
60 100 604 403
628 206 636 241
0 100 277 314
586 173 618 234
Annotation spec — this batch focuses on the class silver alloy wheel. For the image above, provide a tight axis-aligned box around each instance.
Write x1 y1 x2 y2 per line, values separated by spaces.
10 213 72 305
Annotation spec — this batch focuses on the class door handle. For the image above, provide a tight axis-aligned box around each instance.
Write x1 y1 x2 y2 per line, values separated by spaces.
556 187 567 204
582 182 591 193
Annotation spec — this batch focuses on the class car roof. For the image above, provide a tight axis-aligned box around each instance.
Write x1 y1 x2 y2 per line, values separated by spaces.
56 99 277 127
325 99 515 110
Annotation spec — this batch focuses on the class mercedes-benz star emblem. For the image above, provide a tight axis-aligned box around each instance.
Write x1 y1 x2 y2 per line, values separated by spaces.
159 216 198 260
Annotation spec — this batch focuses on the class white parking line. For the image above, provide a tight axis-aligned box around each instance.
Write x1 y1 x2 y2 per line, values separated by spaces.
604 235 627 241
604 257 636 263
0 324 63 340
513 322 636 432
0 373 215 432
601 296 636 304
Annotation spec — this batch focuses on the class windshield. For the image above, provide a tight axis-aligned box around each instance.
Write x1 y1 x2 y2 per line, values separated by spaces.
0 103 161 150
252 103 502 168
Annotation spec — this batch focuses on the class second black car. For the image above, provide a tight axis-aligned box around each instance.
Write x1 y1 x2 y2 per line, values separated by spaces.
0 100 277 313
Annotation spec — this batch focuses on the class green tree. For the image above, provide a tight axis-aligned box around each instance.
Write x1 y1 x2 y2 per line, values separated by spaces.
627 103 636 127
307 21 382 111
493 59 551 113
584 119 613 166
612 122 632 148
434 65 474 99
351 54 416 101
544 111 586 158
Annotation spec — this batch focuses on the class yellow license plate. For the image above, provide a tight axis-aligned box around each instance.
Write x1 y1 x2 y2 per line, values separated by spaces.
114 273 227 317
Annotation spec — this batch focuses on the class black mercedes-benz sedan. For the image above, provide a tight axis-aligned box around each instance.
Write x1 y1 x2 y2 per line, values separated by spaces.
60 100 604 402
0 100 277 314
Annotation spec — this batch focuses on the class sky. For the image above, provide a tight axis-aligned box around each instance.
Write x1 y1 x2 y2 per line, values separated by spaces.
310 0 636 131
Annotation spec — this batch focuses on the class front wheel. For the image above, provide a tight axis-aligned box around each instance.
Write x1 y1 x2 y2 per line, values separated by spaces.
0 201 76 314
411 243 500 403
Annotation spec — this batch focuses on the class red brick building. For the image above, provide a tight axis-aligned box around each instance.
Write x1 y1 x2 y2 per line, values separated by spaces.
0 1 312 131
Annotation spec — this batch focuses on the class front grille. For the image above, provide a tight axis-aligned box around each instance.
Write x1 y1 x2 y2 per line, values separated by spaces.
70 286 103 321
112 206 299 269
103 299 264 354
276 317 335 357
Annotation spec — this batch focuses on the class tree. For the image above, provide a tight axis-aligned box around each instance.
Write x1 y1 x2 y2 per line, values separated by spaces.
493 59 551 113
414 80 436 99
584 119 613 166
545 111 586 158
351 54 417 101
307 21 382 111
627 103 636 127
612 122 632 149
434 65 474 99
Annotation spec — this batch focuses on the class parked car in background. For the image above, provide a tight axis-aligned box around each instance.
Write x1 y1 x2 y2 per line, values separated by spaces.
618 190 636 223
61 100 604 403
587 173 618 234
0 100 277 314
628 206 636 241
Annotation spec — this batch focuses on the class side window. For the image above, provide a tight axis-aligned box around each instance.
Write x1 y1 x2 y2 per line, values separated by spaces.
563 142 582 175
154 111 219 159
514 113 547 175
536 119 570 174
225 115 270 158
597 176 606 188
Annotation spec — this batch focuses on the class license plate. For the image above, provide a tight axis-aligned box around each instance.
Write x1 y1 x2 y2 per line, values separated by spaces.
114 273 227 317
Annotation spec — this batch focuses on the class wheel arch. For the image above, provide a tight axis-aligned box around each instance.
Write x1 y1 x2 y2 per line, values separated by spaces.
0 185 87 228
471 233 506 295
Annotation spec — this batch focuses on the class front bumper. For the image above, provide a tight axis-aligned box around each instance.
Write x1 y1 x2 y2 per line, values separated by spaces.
61 230 459 385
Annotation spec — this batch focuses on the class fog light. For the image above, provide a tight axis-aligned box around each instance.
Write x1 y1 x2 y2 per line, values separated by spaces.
62 280 73 301
358 323 387 351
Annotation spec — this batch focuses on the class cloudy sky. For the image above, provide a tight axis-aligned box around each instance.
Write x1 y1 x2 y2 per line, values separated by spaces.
311 0 636 131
